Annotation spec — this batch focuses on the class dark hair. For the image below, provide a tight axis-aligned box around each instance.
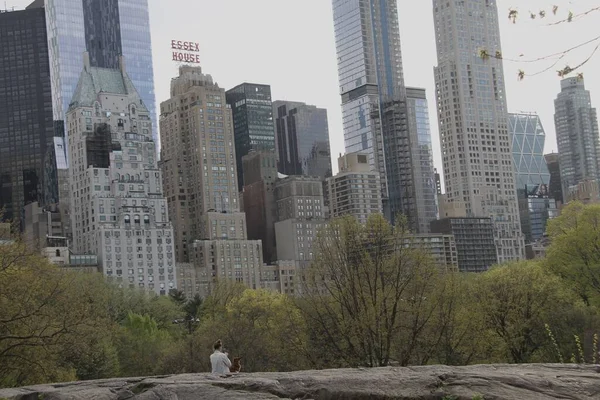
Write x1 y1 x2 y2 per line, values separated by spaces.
213 339 222 350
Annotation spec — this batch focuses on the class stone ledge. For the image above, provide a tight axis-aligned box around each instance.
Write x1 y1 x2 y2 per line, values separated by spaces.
0 364 599 400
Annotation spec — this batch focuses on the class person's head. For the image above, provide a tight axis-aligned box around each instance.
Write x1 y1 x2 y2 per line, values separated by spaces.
213 339 223 351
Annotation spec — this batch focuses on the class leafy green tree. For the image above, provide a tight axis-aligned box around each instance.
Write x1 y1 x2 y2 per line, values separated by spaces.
472 261 583 363
193 289 310 373
116 312 172 377
545 202 600 306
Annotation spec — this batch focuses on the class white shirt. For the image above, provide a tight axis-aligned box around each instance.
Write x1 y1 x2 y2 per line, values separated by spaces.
210 350 232 374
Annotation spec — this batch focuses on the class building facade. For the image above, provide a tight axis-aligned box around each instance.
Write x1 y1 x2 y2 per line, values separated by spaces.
327 153 383 224
406 87 438 232
242 150 278 263
431 217 497 273
273 101 332 180
66 55 175 295
44 0 157 155
433 0 524 262
0 4 54 226
406 234 458 271
554 77 600 197
225 83 275 190
544 153 564 205
332 0 402 210
160 67 263 297
509 113 557 242
160 67 247 262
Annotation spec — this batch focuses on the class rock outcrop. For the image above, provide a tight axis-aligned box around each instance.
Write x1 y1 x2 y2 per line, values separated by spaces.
1 364 599 399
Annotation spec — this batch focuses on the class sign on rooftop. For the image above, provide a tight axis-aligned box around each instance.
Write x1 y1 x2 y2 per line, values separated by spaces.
171 40 201 64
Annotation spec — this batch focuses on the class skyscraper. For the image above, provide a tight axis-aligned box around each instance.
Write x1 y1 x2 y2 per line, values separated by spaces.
160 67 263 296
45 0 157 155
332 0 435 231
273 101 332 180
0 3 54 226
509 113 557 243
544 153 564 205
554 77 600 197
327 153 383 224
433 0 524 262
66 55 175 295
226 83 275 190
406 87 438 233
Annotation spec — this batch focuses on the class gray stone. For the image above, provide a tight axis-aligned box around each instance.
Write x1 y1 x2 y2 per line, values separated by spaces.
0 364 599 400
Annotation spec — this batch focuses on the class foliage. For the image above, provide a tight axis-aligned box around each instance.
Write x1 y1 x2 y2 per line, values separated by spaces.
3 205 600 387
299 214 441 367
480 2 600 79
545 202 600 306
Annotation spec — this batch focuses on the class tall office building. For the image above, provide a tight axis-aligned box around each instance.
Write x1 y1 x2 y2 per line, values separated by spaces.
332 0 435 230
66 55 175 295
554 77 600 197
225 83 275 190
0 4 54 226
242 150 278 263
406 87 438 232
433 0 524 262
160 67 263 296
327 153 383 224
544 153 564 205
273 101 332 180
44 0 157 155
509 113 557 243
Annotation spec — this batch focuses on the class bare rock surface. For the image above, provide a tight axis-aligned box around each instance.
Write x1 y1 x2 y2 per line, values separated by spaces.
1 364 599 400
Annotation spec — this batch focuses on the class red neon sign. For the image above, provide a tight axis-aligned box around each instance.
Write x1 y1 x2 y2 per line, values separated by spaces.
171 40 201 64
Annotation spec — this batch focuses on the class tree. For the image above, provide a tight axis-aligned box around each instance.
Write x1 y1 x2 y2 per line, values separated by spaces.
0 243 109 386
299 214 440 367
480 1 600 80
193 289 310 373
545 202 600 306
471 261 582 363
116 312 172 377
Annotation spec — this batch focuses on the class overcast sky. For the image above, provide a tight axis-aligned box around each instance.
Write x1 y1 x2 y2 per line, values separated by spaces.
10 0 600 176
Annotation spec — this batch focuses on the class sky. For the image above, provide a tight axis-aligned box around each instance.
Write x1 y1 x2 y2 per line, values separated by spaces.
9 0 600 177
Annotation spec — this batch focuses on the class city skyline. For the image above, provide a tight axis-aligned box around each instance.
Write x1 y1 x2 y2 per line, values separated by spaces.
7 0 600 179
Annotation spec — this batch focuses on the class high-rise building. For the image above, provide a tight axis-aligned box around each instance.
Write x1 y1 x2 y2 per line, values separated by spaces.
434 169 443 195
433 0 524 262
274 176 327 272
44 0 157 155
66 55 175 295
0 4 54 226
431 217 498 273
160 67 263 296
225 83 275 190
327 153 383 224
273 101 332 180
242 151 278 263
332 1 436 229
509 113 557 243
405 234 458 271
406 87 438 232
544 153 564 205
554 77 600 197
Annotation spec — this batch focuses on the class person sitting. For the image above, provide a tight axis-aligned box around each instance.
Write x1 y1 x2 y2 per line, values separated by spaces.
210 339 232 375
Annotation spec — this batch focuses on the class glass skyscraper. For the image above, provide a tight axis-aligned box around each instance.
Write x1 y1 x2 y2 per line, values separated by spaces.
509 113 557 243
44 0 157 159
0 4 54 225
433 0 524 262
332 0 436 232
406 88 438 233
554 77 600 197
273 101 332 180
226 83 276 191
